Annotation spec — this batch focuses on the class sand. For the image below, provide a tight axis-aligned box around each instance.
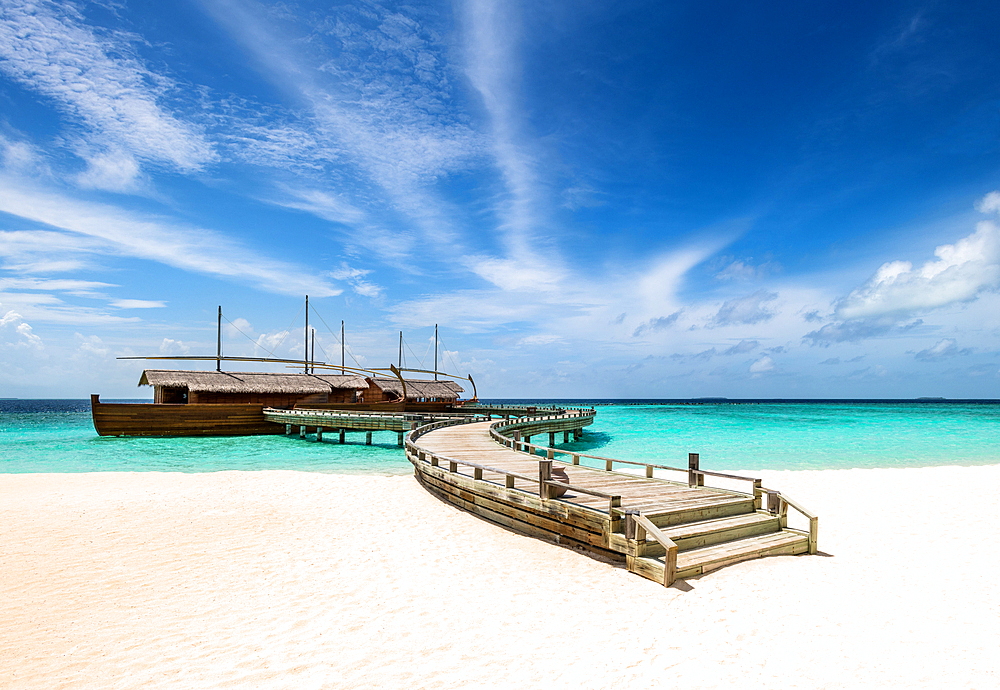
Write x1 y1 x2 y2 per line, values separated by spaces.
2 465 999 689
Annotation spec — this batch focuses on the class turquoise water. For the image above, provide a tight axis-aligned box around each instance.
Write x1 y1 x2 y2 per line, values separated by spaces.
2 400 998 474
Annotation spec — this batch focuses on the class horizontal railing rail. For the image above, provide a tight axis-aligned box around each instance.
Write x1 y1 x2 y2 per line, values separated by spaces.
488 416 760 499
405 410 620 515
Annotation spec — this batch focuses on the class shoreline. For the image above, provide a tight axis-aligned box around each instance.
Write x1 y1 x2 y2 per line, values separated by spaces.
3 465 999 688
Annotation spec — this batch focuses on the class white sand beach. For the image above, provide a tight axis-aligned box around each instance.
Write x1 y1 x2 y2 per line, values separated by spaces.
2 465 999 689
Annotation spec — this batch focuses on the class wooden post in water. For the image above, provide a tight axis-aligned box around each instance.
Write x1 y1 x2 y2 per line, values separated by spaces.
316 427 323 442
285 424 292 435
397 431 404 446
299 425 306 438
563 430 570 443
339 429 345 444
548 431 555 446
688 453 702 487
365 431 372 446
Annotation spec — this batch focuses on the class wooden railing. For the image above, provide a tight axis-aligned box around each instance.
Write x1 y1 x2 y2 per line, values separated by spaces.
761 487 819 554
625 511 678 586
405 410 621 515
488 416 761 502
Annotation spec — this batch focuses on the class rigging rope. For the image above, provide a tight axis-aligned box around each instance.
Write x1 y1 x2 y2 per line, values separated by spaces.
308 305 365 369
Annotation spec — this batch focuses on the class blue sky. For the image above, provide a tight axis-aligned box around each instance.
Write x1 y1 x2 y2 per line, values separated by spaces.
1 0 999 398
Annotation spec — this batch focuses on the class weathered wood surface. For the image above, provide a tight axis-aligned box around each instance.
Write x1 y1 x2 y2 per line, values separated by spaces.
409 416 814 586
91 396 283 437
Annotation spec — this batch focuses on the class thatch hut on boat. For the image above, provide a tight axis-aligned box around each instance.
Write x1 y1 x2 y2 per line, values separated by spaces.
139 370 368 408
363 377 464 404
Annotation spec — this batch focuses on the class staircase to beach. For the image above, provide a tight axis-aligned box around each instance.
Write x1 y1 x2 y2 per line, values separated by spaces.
400 406 818 587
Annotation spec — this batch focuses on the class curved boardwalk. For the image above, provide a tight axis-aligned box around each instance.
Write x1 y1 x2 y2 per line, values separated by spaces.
407 410 817 586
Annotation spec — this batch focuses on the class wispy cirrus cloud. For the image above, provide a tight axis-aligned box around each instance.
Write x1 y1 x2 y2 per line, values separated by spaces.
0 177 342 297
197 0 483 255
0 0 215 188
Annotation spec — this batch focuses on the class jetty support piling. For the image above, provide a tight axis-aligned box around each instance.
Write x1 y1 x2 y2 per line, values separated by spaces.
285 424 292 435
549 431 555 446
316 427 323 441
365 431 372 445
397 431 404 446
339 429 345 444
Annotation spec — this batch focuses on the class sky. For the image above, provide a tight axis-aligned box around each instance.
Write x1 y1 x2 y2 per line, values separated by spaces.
1 0 999 399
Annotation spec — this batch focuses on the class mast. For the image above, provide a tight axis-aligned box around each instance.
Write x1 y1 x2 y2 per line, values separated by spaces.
304 295 309 374
311 328 315 375
216 306 222 372
434 324 438 381
398 331 403 368
341 320 345 374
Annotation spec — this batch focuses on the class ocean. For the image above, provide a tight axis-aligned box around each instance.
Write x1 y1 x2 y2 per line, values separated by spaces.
2 399 998 474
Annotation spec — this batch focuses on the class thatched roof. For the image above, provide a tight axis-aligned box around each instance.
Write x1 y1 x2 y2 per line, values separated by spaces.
371 377 464 399
139 370 368 394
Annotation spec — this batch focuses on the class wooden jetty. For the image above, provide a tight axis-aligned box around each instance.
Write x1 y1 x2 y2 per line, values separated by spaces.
402 407 818 586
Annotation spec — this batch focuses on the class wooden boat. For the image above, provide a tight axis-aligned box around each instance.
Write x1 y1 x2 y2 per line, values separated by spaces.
91 395 284 437
91 301 476 437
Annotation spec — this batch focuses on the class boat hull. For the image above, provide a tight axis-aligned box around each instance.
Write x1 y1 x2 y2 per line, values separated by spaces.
91 395 284 437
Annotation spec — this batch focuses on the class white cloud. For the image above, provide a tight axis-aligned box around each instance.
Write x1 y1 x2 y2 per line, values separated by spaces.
518 334 563 347
836 214 1000 320
110 299 166 309
713 290 778 326
0 1 215 178
0 308 42 347
914 338 965 361
749 355 774 375
159 338 190 355
75 333 108 357
74 148 143 192
974 191 1000 214
0 179 341 297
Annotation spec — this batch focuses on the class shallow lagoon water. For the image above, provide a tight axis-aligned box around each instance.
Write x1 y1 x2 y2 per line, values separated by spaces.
2 399 998 474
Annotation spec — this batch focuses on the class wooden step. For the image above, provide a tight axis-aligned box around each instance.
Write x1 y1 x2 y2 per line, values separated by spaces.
628 530 808 585
636 512 782 557
674 530 809 579
641 496 756 528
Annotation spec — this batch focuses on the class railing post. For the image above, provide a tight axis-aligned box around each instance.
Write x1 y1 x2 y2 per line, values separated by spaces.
645 464 653 478
753 479 763 509
605 459 613 472
513 430 521 452
474 467 483 481
688 453 702 487
546 449 554 461
505 474 515 489
449 460 457 473
572 453 580 465
624 510 636 540
539 459 552 499
609 496 622 531
767 490 780 515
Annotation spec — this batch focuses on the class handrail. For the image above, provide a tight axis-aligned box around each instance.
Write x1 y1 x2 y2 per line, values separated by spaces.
404 410 621 514
760 487 818 555
625 511 678 587
487 415 759 496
